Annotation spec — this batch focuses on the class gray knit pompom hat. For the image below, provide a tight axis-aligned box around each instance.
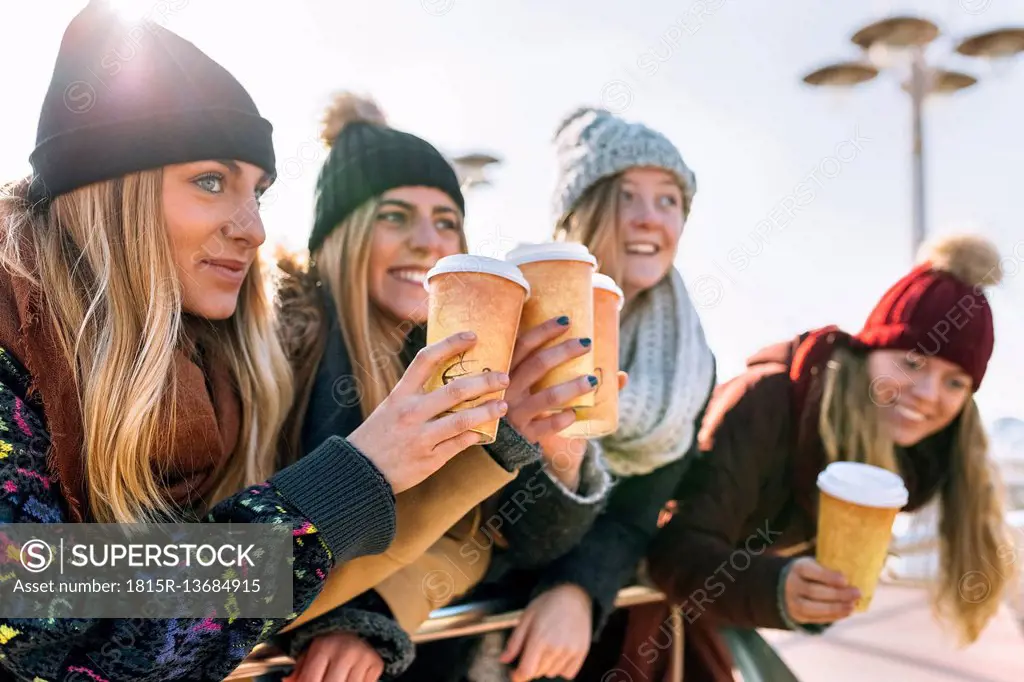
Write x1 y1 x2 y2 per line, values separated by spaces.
552 107 697 223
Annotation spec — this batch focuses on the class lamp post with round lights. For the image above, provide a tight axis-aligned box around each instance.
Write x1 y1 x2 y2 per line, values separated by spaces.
802 17 1024 259
450 152 503 192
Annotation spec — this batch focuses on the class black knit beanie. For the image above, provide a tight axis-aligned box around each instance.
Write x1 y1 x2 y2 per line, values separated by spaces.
28 0 276 204
309 93 465 254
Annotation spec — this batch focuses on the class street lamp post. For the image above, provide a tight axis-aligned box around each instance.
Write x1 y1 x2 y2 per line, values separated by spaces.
450 152 503 192
802 17 1024 261
909 44 928 256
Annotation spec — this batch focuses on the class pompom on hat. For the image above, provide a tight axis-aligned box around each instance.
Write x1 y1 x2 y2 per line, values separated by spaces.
551 106 697 223
852 234 1002 390
309 92 464 253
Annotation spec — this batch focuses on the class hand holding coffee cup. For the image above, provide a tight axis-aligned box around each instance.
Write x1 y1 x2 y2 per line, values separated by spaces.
783 557 861 625
503 315 597 444
422 255 531 444
348 331 511 494
815 461 909 613
501 314 600 490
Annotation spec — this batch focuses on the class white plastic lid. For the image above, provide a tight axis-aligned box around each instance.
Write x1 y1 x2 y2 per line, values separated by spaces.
424 254 531 296
592 273 625 310
505 242 598 268
816 461 909 509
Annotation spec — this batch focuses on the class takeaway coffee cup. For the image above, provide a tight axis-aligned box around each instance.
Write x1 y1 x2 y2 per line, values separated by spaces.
560 273 624 437
423 254 531 444
815 461 909 612
505 242 598 408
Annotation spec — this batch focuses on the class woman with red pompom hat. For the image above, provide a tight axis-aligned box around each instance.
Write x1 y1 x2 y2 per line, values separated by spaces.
633 234 1017 681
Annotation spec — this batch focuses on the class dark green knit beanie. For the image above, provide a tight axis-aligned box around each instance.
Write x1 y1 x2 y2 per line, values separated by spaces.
309 93 465 253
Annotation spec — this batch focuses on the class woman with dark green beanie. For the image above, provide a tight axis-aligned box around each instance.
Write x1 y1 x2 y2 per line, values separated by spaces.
272 93 613 681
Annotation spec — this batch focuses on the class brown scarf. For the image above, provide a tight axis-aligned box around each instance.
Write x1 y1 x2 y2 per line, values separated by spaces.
0 240 240 522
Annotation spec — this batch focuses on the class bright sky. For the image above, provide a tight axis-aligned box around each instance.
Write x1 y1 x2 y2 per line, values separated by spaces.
3 0 1022 421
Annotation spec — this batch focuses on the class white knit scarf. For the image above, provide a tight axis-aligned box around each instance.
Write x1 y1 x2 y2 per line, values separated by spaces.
464 272 715 682
595 268 715 478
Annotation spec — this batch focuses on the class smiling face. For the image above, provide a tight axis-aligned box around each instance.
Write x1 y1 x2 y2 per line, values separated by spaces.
366 186 464 325
162 160 270 320
867 350 972 447
615 167 686 303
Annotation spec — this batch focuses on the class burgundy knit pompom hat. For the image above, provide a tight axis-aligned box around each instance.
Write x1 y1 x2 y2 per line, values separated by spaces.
853 234 1002 390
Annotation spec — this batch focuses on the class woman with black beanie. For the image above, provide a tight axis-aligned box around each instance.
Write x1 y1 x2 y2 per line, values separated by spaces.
0 4 510 680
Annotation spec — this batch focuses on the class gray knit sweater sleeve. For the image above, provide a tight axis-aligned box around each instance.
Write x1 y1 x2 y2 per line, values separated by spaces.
531 454 690 635
492 441 611 570
275 592 415 679
483 418 544 471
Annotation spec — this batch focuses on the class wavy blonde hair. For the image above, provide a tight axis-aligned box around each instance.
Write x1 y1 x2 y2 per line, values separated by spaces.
820 347 1015 644
0 173 293 523
554 175 624 284
277 200 394 463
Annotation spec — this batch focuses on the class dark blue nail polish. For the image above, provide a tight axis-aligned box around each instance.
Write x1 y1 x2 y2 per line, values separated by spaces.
556 316 570 326
580 338 592 348
587 375 599 387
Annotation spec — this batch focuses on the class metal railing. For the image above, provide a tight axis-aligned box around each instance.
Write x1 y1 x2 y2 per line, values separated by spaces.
224 586 670 680
224 512 1024 681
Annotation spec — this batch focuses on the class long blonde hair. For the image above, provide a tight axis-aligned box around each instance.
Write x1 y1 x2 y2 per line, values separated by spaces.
314 198 406 419
820 347 1015 644
0 173 293 524
555 175 624 284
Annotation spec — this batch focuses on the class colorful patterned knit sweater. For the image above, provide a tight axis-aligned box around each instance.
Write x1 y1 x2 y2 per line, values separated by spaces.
0 346 399 682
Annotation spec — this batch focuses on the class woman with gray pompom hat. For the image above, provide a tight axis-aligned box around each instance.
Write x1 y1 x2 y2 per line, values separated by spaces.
401 106 716 682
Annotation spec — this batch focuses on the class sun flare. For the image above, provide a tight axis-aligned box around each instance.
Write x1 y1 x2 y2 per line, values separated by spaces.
104 0 187 24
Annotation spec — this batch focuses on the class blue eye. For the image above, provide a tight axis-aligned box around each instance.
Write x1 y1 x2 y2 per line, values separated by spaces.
193 174 224 194
620 190 634 202
378 211 407 225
